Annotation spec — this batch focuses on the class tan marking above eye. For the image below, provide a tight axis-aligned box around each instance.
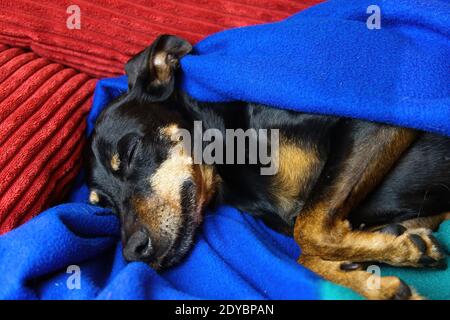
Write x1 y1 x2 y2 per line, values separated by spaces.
89 191 100 205
110 153 121 171
160 124 182 142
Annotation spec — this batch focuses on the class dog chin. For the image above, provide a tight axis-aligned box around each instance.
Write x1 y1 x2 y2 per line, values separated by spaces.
152 214 198 270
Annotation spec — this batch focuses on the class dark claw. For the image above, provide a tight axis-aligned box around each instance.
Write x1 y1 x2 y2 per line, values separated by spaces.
340 262 362 271
392 279 412 300
380 224 407 236
423 234 447 269
418 255 436 266
418 252 447 269
433 259 448 270
410 233 447 269
409 234 427 254
428 234 446 256
340 261 373 271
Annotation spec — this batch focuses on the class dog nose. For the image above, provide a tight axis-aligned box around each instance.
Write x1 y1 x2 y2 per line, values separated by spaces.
123 229 153 262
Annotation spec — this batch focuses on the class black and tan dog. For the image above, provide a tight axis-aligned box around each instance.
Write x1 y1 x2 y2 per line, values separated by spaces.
88 35 450 300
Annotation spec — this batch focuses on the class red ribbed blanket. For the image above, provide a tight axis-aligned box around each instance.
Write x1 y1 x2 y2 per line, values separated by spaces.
0 0 321 234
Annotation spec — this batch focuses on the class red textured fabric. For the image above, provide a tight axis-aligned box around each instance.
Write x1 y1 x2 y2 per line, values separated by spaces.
0 0 321 78
0 45 96 233
0 1 322 234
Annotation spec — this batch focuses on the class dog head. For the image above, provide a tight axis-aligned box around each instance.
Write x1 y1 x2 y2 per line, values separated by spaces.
88 35 218 269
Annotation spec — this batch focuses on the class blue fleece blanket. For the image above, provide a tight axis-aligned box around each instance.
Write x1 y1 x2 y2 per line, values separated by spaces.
0 0 449 300
181 0 450 136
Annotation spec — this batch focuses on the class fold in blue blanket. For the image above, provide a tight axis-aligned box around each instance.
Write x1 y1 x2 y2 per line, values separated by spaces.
0 0 449 300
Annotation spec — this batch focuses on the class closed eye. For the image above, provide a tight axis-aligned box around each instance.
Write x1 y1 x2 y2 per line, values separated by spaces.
127 139 139 168
117 133 142 171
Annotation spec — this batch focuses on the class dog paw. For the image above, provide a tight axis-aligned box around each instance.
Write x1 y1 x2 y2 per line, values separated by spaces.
366 276 423 300
386 278 425 300
387 278 412 300
389 227 447 269
338 262 425 300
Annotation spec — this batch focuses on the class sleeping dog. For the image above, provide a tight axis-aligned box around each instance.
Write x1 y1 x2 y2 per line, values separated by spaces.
88 35 449 300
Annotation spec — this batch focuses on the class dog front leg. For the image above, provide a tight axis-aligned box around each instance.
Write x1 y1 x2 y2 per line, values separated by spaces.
293 125 445 271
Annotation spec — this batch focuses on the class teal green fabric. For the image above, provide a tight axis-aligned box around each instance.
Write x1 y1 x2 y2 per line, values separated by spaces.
320 221 450 300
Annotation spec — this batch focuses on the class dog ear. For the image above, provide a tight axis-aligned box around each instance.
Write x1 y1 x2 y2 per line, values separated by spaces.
125 35 192 102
